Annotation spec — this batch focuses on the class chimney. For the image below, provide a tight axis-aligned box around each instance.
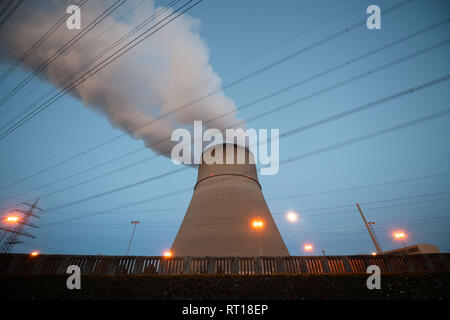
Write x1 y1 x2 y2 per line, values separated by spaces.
171 143 289 256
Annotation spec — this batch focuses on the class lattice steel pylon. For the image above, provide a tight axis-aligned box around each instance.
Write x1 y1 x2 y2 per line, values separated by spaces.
0 198 41 253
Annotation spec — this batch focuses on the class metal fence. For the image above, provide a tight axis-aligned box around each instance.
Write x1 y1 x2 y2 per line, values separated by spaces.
1 253 449 275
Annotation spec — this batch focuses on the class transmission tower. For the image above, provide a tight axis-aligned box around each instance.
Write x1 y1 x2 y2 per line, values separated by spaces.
0 198 41 253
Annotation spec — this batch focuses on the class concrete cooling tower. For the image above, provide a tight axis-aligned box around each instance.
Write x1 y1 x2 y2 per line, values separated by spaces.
171 143 289 256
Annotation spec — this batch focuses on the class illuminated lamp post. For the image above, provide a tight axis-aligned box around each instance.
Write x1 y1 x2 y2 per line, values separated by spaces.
393 231 407 248
304 243 313 254
1 215 20 242
252 219 264 256
163 250 172 258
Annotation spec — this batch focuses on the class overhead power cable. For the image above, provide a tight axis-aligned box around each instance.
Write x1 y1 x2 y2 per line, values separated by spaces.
0 0 202 140
1 70 448 204
46 191 450 228
0 0 88 84
38 106 450 225
0 0 413 141
0 10 441 192
0 0 127 108
0 0 23 29
0 0 366 175
0 0 181 123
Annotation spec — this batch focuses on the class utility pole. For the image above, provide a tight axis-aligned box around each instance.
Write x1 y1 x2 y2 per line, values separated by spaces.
0 198 41 254
356 203 383 255
126 221 140 256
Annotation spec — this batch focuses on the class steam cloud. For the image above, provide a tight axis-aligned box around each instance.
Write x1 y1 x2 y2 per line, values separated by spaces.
0 0 243 156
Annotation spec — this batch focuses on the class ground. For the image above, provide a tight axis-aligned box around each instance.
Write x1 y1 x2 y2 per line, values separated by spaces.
0 272 449 300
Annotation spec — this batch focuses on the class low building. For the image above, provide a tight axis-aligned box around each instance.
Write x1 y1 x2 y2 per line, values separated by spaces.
383 243 440 255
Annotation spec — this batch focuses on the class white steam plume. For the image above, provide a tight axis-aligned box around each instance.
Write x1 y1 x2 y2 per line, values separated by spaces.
0 0 243 155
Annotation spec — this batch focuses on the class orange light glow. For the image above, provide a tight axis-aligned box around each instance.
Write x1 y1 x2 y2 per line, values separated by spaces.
371 252 377 256
303 244 313 252
393 231 406 240
163 251 172 258
5 216 19 223
252 220 264 228
30 251 39 257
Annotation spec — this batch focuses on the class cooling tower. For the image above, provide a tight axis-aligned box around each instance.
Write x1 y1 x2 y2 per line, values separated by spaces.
171 143 289 257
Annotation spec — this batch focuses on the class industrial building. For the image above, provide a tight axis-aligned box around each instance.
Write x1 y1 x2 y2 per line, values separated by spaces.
383 243 440 255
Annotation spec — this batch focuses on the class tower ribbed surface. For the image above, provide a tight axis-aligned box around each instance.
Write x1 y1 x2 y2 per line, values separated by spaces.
171 143 289 256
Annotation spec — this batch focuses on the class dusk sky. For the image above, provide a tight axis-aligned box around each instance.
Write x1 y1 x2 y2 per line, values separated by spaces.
0 0 449 256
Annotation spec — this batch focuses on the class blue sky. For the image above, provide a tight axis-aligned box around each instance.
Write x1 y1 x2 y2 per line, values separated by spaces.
0 0 449 256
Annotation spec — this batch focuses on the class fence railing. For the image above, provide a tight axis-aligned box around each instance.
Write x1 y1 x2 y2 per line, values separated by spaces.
1 253 449 275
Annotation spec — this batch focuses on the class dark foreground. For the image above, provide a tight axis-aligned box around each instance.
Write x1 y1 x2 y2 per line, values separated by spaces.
1 272 449 300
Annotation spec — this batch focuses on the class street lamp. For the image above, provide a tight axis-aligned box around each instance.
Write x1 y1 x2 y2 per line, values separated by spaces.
1 215 21 242
5 216 20 222
393 231 407 248
251 219 264 256
30 251 39 257
163 250 172 258
126 221 140 256
303 243 313 254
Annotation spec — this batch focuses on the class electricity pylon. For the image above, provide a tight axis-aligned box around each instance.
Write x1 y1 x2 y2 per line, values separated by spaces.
0 198 41 253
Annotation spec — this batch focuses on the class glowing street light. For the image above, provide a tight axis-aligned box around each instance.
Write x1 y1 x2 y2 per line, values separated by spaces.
393 231 407 248
394 232 405 239
251 219 264 256
371 252 377 256
163 250 172 258
303 243 313 253
1 215 21 242
30 251 39 257
252 220 264 228
286 211 298 223
5 216 20 223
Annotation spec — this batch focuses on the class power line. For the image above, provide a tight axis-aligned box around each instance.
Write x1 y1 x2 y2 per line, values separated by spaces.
0 0 127 108
0 0 413 142
19 178 450 218
2 51 449 208
0 0 151 121
264 156 450 191
270 172 450 202
124 0 369 120
3 70 448 204
279 108 450 166
0 0 201 140
0 12 443 193
38 107 450 225
0 0 181 123
241 39 450 126
0 0 201 189
45 191 450 228
2 66 448 207
0 0 366 180
0 0 23 29
0 0 88 84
